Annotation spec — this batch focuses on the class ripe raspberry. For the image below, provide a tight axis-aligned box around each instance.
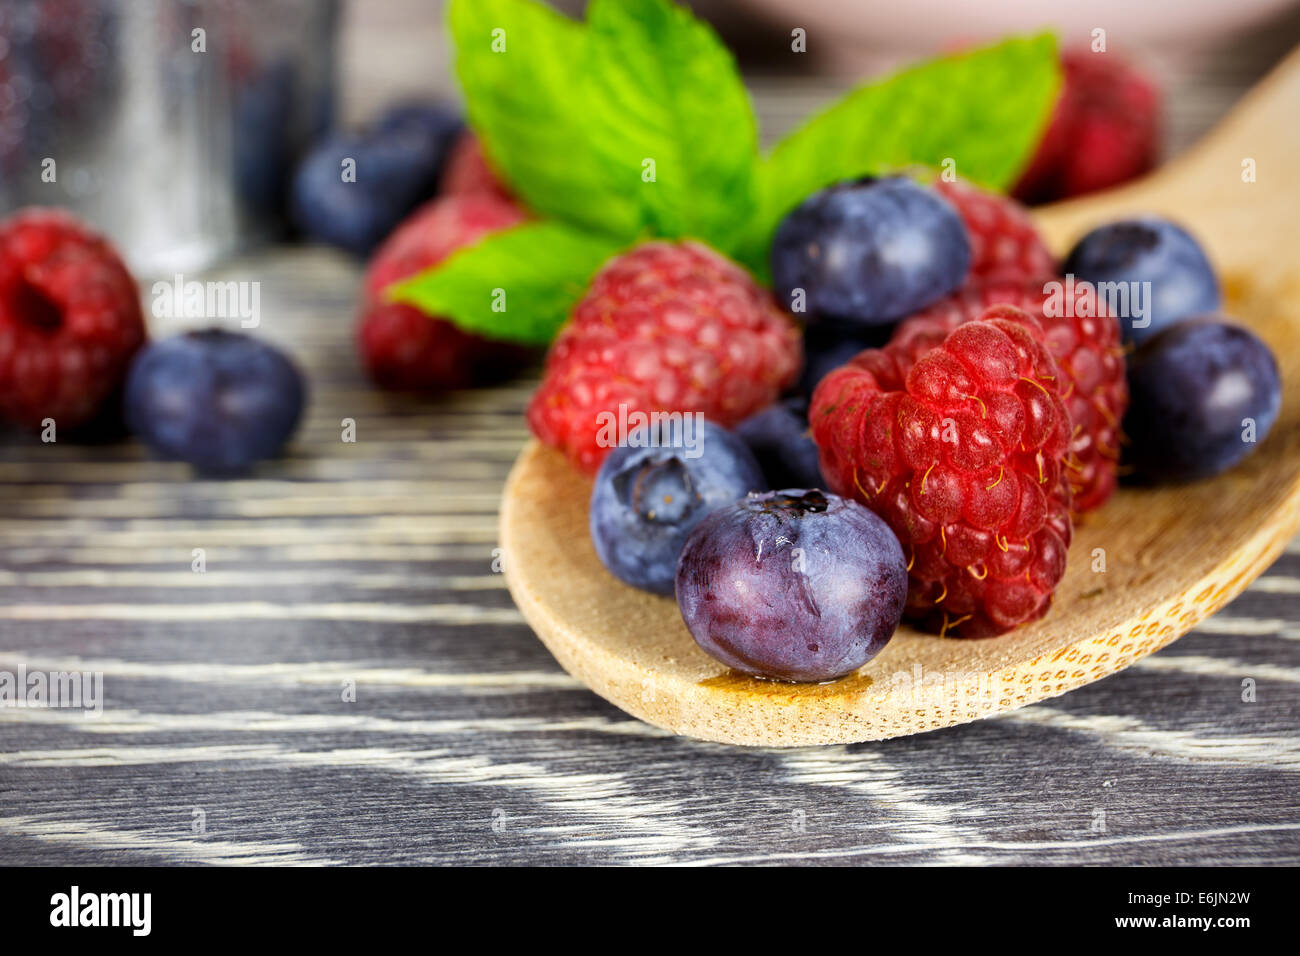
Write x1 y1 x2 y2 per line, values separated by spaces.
440 132 513 202
358 193 532 390
934 179 1056 283
1013 50 1159 204
528 241 801 475
889 278 1127 513
0 208 147 429
811 306 1073 637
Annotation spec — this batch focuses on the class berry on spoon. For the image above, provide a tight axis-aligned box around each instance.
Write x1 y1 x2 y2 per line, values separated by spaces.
676 489 907 682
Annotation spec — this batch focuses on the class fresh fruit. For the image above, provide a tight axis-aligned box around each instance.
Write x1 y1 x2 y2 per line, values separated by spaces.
0 207 146 429
798 320 894 395
124 329 306 474
358 193 530 390
1124 318 1281 482
1062 217 1219 345
734 396 824 490
676 489 907 681
440 131 513 201
888 278 1127 513
290 102 463 257
811 306 1073 637
1013 49 1160 204
589 419 764 595
770 176 971 327
934 178 1056 284
527 240 801 475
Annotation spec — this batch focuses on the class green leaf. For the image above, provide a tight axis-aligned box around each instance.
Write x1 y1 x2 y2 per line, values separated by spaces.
580 0 757 253
740 33 1061 276
447 0 642 238
387 221 623 347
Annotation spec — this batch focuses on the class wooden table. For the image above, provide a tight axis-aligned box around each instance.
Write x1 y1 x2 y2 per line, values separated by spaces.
0 246 1296 866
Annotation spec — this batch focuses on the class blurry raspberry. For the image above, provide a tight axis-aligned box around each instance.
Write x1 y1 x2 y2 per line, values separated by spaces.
358 193 532 391
1014 50 1160 203
528 241 801 475
934 179 1056 283
889 278 1127 513
0 208 146 429
811 306 1073 637
440 132 513 202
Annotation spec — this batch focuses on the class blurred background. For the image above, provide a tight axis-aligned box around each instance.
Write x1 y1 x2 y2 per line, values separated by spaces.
2 0 1300 276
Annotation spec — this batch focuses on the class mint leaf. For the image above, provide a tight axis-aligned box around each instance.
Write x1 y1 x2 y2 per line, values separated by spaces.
447 0 642 238
580 0 757 253
740 34 1061 275
387 222 622 347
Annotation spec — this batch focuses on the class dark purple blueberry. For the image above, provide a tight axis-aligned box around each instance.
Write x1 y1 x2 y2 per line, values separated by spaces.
798 318 893 394
290 102 462 257
771 176 971 327
734 397 824 490
1062 216 1220 345
1123 317 1280 482
590 419 764 595
676 489 906 682
125 330 306 475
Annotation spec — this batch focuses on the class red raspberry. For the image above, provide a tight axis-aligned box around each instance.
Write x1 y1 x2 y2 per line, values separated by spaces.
358 193 531 391
528 241 801 475
889 278 1127 513
440 132 513 202
934 179 1056 283
1013 50 1159 204
0 208 146 429
811 306 1073 638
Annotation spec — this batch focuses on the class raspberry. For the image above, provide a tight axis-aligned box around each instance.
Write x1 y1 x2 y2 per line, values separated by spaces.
358 194 531 390
528 241 801 475
889 278 1127 513
440 132 513 202
1013 50 1159 204
811 306 1073 637
0 208 146 429
934 179 1056 283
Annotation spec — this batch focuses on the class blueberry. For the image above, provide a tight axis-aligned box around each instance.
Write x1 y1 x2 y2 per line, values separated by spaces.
290 102 462 257
770 176 971 327
375 102 464 144
125 330 306 475
798 319 893 394
589 419 764 595
676 490 906 682
1123 317 1280 482
1062 217 1220 345
734 397 824 490
233 60 297 218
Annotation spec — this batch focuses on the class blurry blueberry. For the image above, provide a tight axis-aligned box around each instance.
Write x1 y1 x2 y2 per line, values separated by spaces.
233 59 296 217
589 419 764 595
376 101 463 144
771 176 971 327
1063 216 1220 345
290 101 462 257
125 329 306 475
798 319 893 394
1124 317 1280 482
676 489 907 682
734 397 824 490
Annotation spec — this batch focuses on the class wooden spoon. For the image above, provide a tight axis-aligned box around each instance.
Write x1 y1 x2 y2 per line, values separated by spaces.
499 46 1300 746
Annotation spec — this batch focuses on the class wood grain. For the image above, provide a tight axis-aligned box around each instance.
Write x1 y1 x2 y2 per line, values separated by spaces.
499 46 1300 746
